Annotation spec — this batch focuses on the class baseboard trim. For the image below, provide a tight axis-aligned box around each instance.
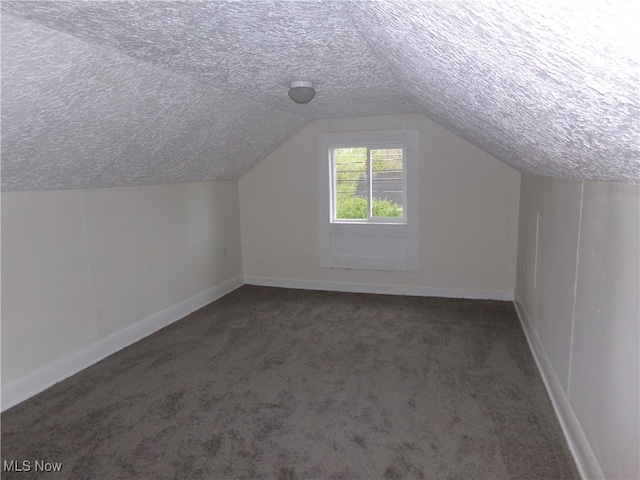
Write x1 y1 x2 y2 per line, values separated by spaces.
244 276 514 301
1 274 243 412
513 292 603 480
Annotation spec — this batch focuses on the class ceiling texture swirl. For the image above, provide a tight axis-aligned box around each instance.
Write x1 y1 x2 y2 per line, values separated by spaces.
2 0 638 191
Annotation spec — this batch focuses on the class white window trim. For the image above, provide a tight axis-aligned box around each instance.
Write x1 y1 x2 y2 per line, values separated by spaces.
318 129 420 271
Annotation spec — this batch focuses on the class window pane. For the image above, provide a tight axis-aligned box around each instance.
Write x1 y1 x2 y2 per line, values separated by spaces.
334 147 367 219
371 148 404 218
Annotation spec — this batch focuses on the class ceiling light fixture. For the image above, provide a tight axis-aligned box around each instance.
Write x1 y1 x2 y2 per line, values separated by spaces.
288 80 316 104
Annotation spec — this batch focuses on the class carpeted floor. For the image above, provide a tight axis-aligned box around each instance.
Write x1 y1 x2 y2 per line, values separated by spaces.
1 286 579 479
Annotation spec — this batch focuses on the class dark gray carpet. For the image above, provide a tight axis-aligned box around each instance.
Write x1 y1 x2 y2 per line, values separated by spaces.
1 286 579 479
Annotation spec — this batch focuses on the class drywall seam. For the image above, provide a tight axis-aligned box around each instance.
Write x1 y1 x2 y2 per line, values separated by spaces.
567 181 585 396
1 274 244 412
514 292 604 480
80 189 100 336
244 276 514 301
534 212 540 289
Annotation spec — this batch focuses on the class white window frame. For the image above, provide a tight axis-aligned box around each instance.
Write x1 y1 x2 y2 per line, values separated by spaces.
318 129 420 271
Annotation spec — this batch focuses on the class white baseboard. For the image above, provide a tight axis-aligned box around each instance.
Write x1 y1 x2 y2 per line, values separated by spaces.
244 276 514 301
513 292 603 480
1 274 243 412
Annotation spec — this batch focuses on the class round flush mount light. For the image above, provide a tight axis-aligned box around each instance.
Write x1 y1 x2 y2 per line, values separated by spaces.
288 80 316 104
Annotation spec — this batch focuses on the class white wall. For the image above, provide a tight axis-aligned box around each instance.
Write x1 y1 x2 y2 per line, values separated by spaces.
239 114 521 299
1 181 243 408
515 174 639 480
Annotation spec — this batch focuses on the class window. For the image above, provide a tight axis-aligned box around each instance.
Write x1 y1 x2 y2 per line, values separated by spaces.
333 147 406 222
318 130 420 271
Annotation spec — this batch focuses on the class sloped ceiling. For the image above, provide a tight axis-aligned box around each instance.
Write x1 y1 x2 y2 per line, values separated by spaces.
1 0 638 191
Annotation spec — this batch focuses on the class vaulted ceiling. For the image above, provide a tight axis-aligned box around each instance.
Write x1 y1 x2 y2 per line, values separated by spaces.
2 0 638 191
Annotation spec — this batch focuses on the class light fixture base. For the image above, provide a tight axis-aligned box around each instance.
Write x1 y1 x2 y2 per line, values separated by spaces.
288 80 316 104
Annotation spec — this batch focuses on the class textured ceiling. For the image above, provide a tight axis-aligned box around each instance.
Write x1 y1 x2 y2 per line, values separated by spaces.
1 0 639 191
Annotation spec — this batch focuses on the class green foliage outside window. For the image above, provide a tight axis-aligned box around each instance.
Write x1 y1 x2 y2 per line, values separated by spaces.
336 195 403 219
